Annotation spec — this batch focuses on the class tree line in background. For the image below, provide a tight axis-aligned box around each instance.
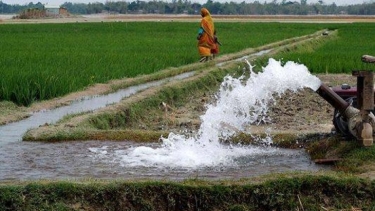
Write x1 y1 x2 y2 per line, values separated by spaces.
1 0 375 15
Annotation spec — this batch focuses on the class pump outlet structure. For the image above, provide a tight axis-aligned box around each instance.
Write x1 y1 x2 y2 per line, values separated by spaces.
316 55 375 146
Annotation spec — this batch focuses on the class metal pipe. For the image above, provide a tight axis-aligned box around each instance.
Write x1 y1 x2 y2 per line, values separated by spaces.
316 71 374 146
316 83 350 115
316 83 373 146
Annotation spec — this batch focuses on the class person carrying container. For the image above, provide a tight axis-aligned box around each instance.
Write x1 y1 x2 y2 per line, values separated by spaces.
211 30 222 59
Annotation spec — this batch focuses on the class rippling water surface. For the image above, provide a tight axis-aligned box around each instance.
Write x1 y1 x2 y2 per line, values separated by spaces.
0 141 326 181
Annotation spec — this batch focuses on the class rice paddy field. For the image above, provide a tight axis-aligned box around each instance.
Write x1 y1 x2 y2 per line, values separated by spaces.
3 21 375 106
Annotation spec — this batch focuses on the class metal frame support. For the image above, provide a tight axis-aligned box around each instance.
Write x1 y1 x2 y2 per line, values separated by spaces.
352 70 374 146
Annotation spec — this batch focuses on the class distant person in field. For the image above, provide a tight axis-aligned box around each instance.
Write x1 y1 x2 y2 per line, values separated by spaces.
211 30 222 59
197 8 215 62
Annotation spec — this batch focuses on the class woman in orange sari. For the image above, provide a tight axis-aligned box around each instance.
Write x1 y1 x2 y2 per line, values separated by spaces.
197 8 215 62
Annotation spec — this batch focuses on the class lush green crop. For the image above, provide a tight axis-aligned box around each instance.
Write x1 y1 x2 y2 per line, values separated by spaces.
273 23 375 74
0 22 325 106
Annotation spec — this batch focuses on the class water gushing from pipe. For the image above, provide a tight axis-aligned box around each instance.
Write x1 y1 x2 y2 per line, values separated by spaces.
103 58 321 169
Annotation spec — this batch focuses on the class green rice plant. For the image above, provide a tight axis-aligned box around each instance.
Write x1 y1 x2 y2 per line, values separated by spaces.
273 23 375 74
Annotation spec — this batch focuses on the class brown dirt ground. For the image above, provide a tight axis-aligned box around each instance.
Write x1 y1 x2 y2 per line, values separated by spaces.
142 73 358 135
39 74 359 134
268 74 357 132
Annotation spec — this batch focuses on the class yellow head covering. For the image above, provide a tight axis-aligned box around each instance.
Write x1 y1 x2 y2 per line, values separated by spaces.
200 8 214 40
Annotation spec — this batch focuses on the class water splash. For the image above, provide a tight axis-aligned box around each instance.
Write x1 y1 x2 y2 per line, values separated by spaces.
91 58 322 169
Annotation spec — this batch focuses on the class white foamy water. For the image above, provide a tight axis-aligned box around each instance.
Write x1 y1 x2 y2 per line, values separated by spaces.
90 58 322 169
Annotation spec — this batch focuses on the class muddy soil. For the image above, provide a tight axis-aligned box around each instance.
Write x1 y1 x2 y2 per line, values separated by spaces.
268 74 357 132
0 70 357 145
139 73 357 135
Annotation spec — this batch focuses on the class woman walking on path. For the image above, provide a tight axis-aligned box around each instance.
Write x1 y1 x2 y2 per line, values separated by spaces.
197 8 215 62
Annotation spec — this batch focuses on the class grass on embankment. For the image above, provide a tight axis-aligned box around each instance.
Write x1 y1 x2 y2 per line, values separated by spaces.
306 134 375 174
1 174 375 210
